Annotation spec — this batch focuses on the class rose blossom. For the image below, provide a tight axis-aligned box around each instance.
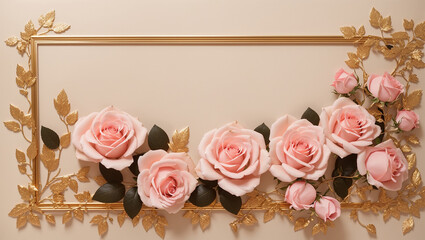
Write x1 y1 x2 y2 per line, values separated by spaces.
320 97 381 158
196 122 270 196
331 68 358 94
357 140 408 191
72 106 147 170
396 110 419 132
137 150 197 213
367 72 404 102
285 181 316 210
314 196 341 222
269 115 330 182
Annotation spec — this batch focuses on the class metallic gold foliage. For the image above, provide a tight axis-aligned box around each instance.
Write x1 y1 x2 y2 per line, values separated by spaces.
45 214 56 225
404 90 422 110
294 217 310 231
168 127 190 153
366 224 376 235
17 215 27 229
402 217 414 235
77 166 90 182
62 211 72 224
117 211 126 227
54 90 71 117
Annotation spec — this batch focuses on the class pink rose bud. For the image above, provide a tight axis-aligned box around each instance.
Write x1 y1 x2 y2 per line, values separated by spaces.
396 110 419 131
285 181 316 210
331 68 358 94
72 106 147 170
367 72 404 102
357 140 408 191
314 196 341 222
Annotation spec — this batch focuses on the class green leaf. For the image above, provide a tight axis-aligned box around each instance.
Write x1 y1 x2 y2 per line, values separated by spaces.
199 179 218 188
41 126 60 149
99 163 123 183
148 125 169 151
189 185 216 207
340 154 357 176
92 183 125 203
123 187 142 219
218 187 242 215
333 177 352 199
301 107 320 126
254 123 270 146
129 154 143 176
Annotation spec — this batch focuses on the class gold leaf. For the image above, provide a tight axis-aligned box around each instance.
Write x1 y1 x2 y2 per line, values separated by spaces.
412 168 422 187
10 104 24 122
199 213 210 231
9 203 29 217
142 214 154 231
357 45 370 59
98 220 108 236
26 142 37 160
380 16 392 32
340 26 356 39
402 217 414 235
404 90 422 110
312 223 321 236
62 211 72 224
5 36 19 46
132 215 140 227
54 89 70 116
401 145 412 153
230 222 238 233
77 166 90 182
357 25 365 36
294 217 309 231
383 209 391 222
69 179 78 193
73 208 84 222
52 23 71 33
17 41 27 55
350 210 358 221
408 135 420 145
191 213 200 225
4 121 21 132
117 211 126 227
410 204 420 218
407 153 416 170
16 149 26 163
90 215 104 224
369 8 382 28
414 21 425 41
28 213 40 227
404 19 414 31
263 209 275 223
17 214 27 229
94 176 107 186
157 216 168 226
412 59 425 69
183 210 195 219
60 132 71 148
39 10 55 28
19 89 28 97
74 191 91 202
154 222 166 239
18 185 31 201
242 214 257 226
392 32 409 41
366 224 376 235
168 127 190 153
18 164 27 174
345 59 359 69
65 111 78 125
45 214 56 225
52 194 64 203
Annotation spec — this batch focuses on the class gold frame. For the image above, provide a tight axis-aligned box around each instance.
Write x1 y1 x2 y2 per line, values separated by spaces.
31 35 363 211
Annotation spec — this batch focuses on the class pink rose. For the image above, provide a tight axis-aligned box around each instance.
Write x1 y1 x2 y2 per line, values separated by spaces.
285 181 316 210
357 140 408 191
314 196 341 222
331 68 358 94
269 115 330 182
72 106 147 170
367 72 404 102
196 122 270 196
396 110 419 131
320 97 381 158
137 150 197 213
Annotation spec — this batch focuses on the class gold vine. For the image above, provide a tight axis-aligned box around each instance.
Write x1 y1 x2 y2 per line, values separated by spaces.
4 8 425 238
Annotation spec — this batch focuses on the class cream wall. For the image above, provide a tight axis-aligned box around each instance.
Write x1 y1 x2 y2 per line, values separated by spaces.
1 0 425 240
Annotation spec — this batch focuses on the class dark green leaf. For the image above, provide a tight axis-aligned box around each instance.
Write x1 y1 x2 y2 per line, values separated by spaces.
123 187 142 219
148 125 169 151
341 154 358 176
373 121 385 145
333 177 352 199
218 187 242 215
199 179 218 188
254 123 270 145
129 153 144 176
41 126 60 149
99 163 123 183
92 183 125 203
301 107 320 126
189 185 216 207
332 156 342 177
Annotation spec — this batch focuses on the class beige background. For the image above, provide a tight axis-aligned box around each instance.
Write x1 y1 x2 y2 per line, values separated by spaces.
1 0 425 239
